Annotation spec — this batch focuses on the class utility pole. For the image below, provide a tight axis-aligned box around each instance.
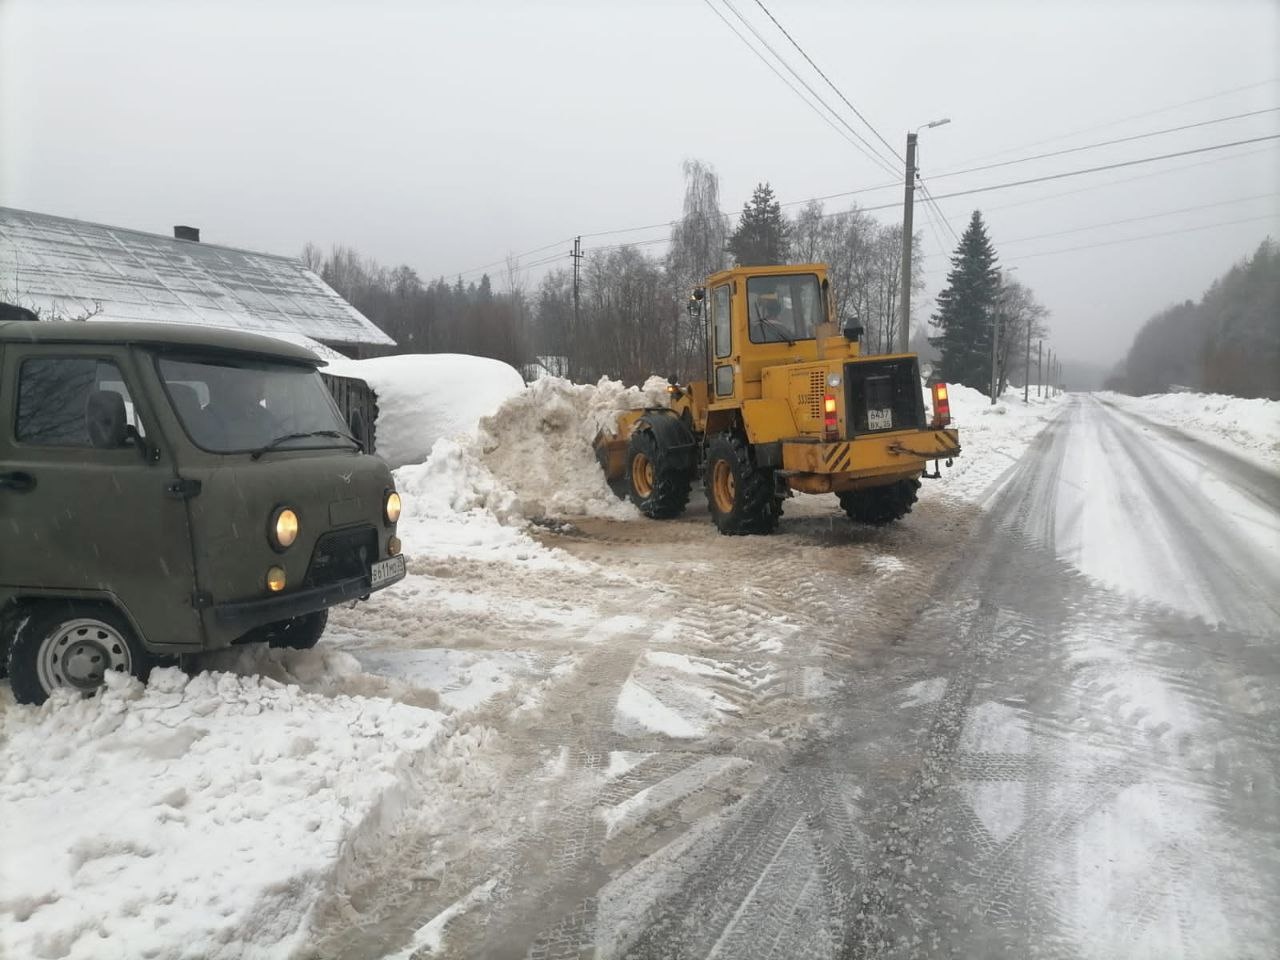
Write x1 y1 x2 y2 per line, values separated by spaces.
570 236 583 332
1037 340 1043 398
898 132 917 354
989 304 1001 405
1024 325 1031 404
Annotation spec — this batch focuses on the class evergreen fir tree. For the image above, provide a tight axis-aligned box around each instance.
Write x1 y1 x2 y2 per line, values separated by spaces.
929 210 1001 393
727 182 791 266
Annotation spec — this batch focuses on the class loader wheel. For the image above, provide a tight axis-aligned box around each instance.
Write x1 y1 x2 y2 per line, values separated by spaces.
627 429 692 518
704 433 778 536
838 478 921 526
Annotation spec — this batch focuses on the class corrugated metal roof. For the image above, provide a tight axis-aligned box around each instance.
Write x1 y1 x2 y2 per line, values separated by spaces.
0 206 394 347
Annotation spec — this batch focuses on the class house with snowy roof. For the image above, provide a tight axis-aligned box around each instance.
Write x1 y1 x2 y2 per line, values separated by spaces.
0 206 393 360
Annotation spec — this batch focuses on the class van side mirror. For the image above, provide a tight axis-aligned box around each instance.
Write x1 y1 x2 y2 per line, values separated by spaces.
85 390 129 448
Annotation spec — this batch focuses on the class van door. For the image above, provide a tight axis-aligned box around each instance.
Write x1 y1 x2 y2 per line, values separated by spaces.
0 345 202 652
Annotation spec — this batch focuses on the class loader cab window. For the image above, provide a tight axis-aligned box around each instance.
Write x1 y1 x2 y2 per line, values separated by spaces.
712 284 732 359
747 274 823 344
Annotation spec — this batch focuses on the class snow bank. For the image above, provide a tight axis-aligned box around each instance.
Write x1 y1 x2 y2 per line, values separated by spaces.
1102 390 1280 467
470 375 669 519
325 354 525 469
925 382 1065 504
388 374 670 566
0 668 450 960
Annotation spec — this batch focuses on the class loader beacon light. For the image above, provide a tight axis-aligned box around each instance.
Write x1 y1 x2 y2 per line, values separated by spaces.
384 491 402 524
931 382 952 428
270 507 299 550
265 565 287 593
823 394 838 440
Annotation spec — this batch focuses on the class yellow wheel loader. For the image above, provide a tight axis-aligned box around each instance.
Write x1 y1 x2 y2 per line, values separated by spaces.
594 263 961 535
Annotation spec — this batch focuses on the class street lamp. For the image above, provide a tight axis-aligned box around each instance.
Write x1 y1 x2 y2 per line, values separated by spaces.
899 117 952 353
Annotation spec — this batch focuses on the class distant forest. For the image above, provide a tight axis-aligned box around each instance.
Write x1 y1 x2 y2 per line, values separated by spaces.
1106 239 1279 399
304 162 921 383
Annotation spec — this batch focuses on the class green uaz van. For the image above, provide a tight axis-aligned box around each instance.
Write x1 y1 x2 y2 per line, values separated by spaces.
0 319 406 704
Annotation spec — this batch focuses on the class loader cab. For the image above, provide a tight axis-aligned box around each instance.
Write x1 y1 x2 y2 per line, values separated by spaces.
704 263 860 404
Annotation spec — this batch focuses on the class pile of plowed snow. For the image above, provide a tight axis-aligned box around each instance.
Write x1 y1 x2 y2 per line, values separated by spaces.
398 374 669 527
325 354 526 469
0 668 466 960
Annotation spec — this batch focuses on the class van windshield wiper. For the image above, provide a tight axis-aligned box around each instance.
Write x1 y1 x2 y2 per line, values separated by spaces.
754 304 796 345
250 430 360 460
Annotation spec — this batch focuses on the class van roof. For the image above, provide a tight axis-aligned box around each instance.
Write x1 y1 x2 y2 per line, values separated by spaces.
0 319 322 364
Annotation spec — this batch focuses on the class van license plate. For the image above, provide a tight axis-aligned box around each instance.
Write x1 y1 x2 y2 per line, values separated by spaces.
868 408 893 430
370 555 406 589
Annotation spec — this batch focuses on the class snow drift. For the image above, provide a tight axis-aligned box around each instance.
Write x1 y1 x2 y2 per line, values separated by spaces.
1102 390 1280 467
325 353 525 469
0 669 454 960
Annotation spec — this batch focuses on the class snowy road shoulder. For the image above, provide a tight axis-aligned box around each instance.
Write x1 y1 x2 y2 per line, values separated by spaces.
0 668 455 960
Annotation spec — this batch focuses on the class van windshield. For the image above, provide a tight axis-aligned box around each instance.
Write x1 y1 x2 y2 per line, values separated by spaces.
158 356 352 454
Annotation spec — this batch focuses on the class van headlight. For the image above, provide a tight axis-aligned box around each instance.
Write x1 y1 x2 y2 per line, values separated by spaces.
384 491 402 524
270 507 299 550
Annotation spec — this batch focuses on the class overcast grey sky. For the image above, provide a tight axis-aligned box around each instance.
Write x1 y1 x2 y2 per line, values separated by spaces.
2 0 1277 367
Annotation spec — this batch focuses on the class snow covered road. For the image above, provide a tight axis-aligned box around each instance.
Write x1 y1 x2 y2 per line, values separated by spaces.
303 393 1278 959
4 387 1276 959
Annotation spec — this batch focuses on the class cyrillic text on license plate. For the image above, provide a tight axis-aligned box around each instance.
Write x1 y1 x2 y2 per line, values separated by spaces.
868 408 893 430
370 555 406 589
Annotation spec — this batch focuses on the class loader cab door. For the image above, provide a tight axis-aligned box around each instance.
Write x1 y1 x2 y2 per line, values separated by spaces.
711 282 735 399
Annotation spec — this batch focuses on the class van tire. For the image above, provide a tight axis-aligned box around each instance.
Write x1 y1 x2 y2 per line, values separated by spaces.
7 603 152 705
266 610 328 650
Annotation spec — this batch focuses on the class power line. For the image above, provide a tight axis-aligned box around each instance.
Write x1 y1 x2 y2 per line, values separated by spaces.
1000 193 1279 245
453 135 1279 283
948 77 1280 168
918 180 960 245
750 0 901 163
897 134 1280 206
704 0 900 177
1006 213 1279 261
975 144 1280 218
932 106 1280 181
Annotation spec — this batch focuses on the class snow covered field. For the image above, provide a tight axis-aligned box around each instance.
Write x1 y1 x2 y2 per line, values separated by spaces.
10 372 1275 959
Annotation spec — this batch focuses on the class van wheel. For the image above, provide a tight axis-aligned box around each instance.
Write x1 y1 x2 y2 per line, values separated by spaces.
838 478 921 525
704 433 778 535
266 610 328 650
7 604 151 705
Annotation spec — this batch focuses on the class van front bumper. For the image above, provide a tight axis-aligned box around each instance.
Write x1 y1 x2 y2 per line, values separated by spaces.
211 557 406 635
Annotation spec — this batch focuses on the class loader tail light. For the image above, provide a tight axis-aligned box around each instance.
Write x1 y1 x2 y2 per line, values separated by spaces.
823 394 838 439
931 382 952 428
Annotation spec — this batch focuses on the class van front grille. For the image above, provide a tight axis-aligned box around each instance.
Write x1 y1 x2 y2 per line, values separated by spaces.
306 526 376 587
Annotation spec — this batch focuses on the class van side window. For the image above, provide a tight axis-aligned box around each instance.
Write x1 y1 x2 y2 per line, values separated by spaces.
15 357 142 447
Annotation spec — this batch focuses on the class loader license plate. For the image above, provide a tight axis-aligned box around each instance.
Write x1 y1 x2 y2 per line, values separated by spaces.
370 555 406 589
868 408 893 430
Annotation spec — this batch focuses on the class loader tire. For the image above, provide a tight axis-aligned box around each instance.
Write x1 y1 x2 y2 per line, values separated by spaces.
704 433 778 536
838 478 920 525
627 428 692 519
